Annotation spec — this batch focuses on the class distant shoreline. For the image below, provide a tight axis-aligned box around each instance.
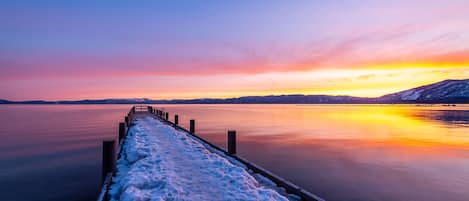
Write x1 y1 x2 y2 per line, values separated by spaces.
2 79 468 105
0 102 466 105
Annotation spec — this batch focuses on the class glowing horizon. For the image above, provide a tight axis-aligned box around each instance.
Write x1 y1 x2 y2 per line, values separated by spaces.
1 1 469 100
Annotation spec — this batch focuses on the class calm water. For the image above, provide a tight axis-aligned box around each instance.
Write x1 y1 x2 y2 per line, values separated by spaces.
1 104 468 201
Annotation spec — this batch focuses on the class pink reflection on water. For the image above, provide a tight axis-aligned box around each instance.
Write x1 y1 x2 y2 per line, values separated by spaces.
0 105 131 201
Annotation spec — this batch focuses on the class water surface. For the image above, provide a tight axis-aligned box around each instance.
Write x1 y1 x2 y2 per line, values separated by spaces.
0 104 468 201
0 105 128 201
158 104 469 201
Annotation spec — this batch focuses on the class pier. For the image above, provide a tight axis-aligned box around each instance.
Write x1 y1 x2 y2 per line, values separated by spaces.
98 106 324 201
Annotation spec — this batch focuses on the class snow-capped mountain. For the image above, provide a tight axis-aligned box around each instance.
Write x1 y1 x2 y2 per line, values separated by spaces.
379 79 469 103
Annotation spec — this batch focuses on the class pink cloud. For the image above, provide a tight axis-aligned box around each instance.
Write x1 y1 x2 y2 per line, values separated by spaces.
1 24 468 80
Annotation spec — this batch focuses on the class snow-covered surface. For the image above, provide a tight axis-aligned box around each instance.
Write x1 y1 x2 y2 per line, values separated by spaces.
380 79 469 102
108 115 294 201
400 89 422 100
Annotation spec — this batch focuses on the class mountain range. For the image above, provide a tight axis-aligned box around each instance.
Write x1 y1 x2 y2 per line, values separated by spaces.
2 79 469 104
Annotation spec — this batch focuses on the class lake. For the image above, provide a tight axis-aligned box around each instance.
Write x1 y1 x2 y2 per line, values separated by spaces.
0 104 468 201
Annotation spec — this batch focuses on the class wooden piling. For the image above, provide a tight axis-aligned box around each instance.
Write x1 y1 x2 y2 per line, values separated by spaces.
102 140 116 183
228 130 236 155
125 116 129 127
165 112 169 120
174 115 179 125
118 122 126 142
190 119 195 133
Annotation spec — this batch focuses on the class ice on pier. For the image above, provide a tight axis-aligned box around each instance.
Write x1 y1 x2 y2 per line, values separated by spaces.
108 116 295 201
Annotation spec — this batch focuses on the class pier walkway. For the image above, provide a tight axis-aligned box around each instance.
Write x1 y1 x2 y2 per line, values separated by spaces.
99 106 324 201
108 114 292 201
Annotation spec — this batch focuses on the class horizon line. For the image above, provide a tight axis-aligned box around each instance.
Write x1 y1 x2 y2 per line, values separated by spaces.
3 78 467 102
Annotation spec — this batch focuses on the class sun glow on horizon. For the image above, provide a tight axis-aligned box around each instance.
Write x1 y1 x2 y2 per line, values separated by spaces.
1 65 467 101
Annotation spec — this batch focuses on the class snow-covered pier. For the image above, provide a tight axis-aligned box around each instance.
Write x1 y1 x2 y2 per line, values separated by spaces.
98 106 324 201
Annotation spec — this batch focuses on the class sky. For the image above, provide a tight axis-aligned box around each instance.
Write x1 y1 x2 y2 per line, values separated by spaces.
1 0 469 101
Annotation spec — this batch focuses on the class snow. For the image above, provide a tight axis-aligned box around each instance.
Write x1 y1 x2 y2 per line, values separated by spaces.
400 89 422 100
108 115 294 201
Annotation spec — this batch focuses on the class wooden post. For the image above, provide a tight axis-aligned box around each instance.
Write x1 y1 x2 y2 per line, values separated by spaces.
102 140 116 183
174 115 179 125
165 112 169 120
118 122 126 142
190 119 195 133
228 130 236 155
125 116 129 127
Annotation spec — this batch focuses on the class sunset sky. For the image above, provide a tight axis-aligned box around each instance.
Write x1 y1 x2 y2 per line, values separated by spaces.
1 0 469 100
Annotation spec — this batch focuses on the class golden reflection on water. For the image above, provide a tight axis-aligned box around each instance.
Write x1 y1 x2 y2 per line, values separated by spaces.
161 104 469 157
276 105 469 146
160 104 469 135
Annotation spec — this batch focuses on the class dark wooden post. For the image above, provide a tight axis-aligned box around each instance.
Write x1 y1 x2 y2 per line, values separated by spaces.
102 140 116 183
190 119 195 133
118 122 126 142
165 112 169 120
125 116 129 127
174 115 179 125
228 130 236 155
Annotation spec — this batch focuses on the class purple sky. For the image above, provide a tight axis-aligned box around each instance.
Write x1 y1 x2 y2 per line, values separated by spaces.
1 0 469 100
